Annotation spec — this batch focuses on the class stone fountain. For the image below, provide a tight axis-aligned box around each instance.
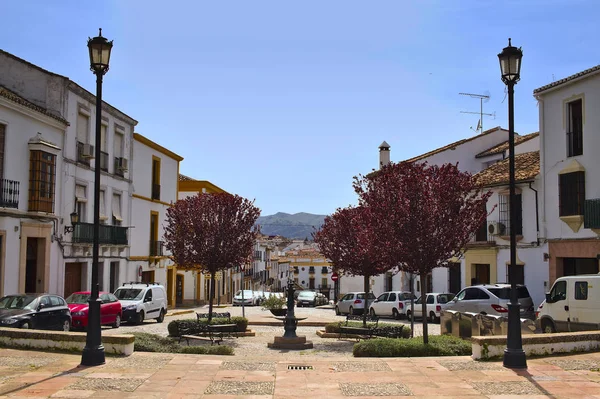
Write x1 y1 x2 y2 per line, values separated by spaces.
267 278 313 350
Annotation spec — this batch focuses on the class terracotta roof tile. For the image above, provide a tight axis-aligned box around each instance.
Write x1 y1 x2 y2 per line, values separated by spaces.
475 132 539 158
473 151 539 187
534 64 600 94
0 85 68 125
404 126 505 163
178 174 196 181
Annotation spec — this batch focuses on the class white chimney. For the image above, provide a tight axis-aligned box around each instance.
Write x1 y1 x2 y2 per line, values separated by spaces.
379 141 390 168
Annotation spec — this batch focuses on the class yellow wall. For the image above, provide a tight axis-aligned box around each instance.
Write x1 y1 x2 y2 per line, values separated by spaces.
464 248 498 286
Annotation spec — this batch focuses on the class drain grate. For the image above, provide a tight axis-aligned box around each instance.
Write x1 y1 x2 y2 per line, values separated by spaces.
288 365 313 370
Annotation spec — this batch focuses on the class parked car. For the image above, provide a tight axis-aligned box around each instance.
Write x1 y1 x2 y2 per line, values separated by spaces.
407 293 455 322
296 291 327 307
368 291 416 319
0 293 71 331
537 275 600 333
114 283 167 324
335 292 376 315
66 291 122 330
446 284 535 320
233 290 265 306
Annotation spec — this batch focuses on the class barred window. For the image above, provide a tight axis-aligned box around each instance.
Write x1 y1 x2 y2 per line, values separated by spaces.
567 99 583 157
499 194 523 235
559 171 585 216
28 151 56 213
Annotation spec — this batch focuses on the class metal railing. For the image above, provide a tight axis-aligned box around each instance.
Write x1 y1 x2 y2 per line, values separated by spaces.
321 267 329 274
72 222 128 245
309 266 315 273
0 179 19 209
150 240 164 256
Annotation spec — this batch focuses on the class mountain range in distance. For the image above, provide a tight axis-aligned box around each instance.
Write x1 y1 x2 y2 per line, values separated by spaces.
255 212 326 239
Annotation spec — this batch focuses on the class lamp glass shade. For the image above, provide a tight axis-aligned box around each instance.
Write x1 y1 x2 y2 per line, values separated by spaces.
498 39 523 84
70 212 79 225
87 30 113 74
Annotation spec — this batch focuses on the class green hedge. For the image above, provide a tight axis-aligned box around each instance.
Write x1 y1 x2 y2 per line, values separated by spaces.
167 317 248 337
353 335 471 357
133 332 233 355
324 322 412 339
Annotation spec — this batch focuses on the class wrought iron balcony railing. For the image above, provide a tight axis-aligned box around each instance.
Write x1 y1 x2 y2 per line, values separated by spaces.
72 222 128 245
0 179 19 209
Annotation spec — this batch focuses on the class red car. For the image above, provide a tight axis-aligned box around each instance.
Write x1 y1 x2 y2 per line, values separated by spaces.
66 291 122 330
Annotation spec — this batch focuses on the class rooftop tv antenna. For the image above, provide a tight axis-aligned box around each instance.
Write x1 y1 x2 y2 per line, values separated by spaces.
459 91 495 133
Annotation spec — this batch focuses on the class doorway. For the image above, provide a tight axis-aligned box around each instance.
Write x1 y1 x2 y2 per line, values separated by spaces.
448 262 461 294
473 264 490 285
176 274 184 305
64 262 83 298
109 261 119 293
25 238 40 293
141 270 154 284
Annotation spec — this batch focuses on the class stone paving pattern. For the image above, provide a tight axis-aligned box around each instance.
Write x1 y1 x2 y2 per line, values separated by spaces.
1 348 600 398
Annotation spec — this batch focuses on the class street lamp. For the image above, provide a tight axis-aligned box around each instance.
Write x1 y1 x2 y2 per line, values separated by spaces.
81 28 113 367
64 211 79 234
498 38 526 369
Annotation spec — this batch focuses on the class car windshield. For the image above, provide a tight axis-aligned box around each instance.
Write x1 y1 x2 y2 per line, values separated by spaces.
488 287 531 300
114 289 143 300
437 294 455 304
66 293 90 304
0 295 38 310
298 292 315 298
357 293 376 300
235 290 254 297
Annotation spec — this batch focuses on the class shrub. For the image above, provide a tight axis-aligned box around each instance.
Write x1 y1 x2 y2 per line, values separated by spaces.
168 317 248 337
325 322 411 338
353 335 471 357
132 332 234 355
261 295 286 310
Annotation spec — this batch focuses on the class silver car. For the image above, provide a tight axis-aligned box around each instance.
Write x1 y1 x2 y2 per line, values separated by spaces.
335 292 376 315
446 284 535 320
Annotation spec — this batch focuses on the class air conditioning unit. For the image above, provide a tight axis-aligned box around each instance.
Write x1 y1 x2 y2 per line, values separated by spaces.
80 144 94 158
117 157 128 172
488 221 506 236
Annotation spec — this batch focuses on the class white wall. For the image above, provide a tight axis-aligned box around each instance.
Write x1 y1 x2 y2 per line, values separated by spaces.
496 245 549 307
538 74 600 240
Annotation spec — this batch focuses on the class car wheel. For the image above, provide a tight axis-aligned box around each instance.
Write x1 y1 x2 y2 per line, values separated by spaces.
370 308 376 317
392 308 400 320
542 319 556 334
112 315 121 329
156 309 165 323
429 312 437 323
335 306 340 315
20 321 30 329
406 310 412 321
137 310 145 324
349 306 354 315
62 320 71 332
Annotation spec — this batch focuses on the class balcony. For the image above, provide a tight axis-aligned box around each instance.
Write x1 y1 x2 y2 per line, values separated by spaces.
99 151 109 172
244 268 254 277
152 183 161 200
321 267 328 274
309 266 315 274
150 240 164 256
0 179 19 209
584 199 600 229
72 222 128 245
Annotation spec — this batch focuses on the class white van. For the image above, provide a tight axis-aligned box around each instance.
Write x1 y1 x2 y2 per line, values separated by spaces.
114 282 168 324
537 274 600 333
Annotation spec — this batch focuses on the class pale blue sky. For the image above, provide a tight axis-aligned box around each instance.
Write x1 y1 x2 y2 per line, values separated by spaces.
2 1 598 216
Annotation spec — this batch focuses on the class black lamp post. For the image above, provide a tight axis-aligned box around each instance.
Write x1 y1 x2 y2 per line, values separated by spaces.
498 38 526 369
81 28 113 367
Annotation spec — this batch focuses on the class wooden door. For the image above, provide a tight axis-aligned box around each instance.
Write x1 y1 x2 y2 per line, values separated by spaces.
64 263 82 298
176 274 183 305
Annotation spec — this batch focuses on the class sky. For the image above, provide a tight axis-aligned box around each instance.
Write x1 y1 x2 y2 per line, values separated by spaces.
2 1 599 216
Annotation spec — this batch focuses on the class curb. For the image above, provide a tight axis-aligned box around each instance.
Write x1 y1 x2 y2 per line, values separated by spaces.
166 309 195 317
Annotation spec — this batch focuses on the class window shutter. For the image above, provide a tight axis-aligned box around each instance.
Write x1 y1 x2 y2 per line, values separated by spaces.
114 132 123 158
75 185 87 202
112 194 122 221
99 190 106 218
77 114 88 143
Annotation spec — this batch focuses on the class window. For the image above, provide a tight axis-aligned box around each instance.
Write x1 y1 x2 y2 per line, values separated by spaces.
76 185 87 223
150 212 159 244
321 278 327 287
112 193 122 225
77 112 89 144
151 157 161 200
559 171 585 216
499 193 523 235
100 123 107 152
388 293 397 301
99 190 106 223
377 293 388 302
549 280 567 302
0 124 5 180
426 295 435 304
28 151 56 213
113 131 123 157
506 264 525 285
567 99 583 157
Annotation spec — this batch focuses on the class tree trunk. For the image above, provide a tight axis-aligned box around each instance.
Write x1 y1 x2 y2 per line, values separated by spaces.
208 272 216 323
363 274 370 327
420 273 429 344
